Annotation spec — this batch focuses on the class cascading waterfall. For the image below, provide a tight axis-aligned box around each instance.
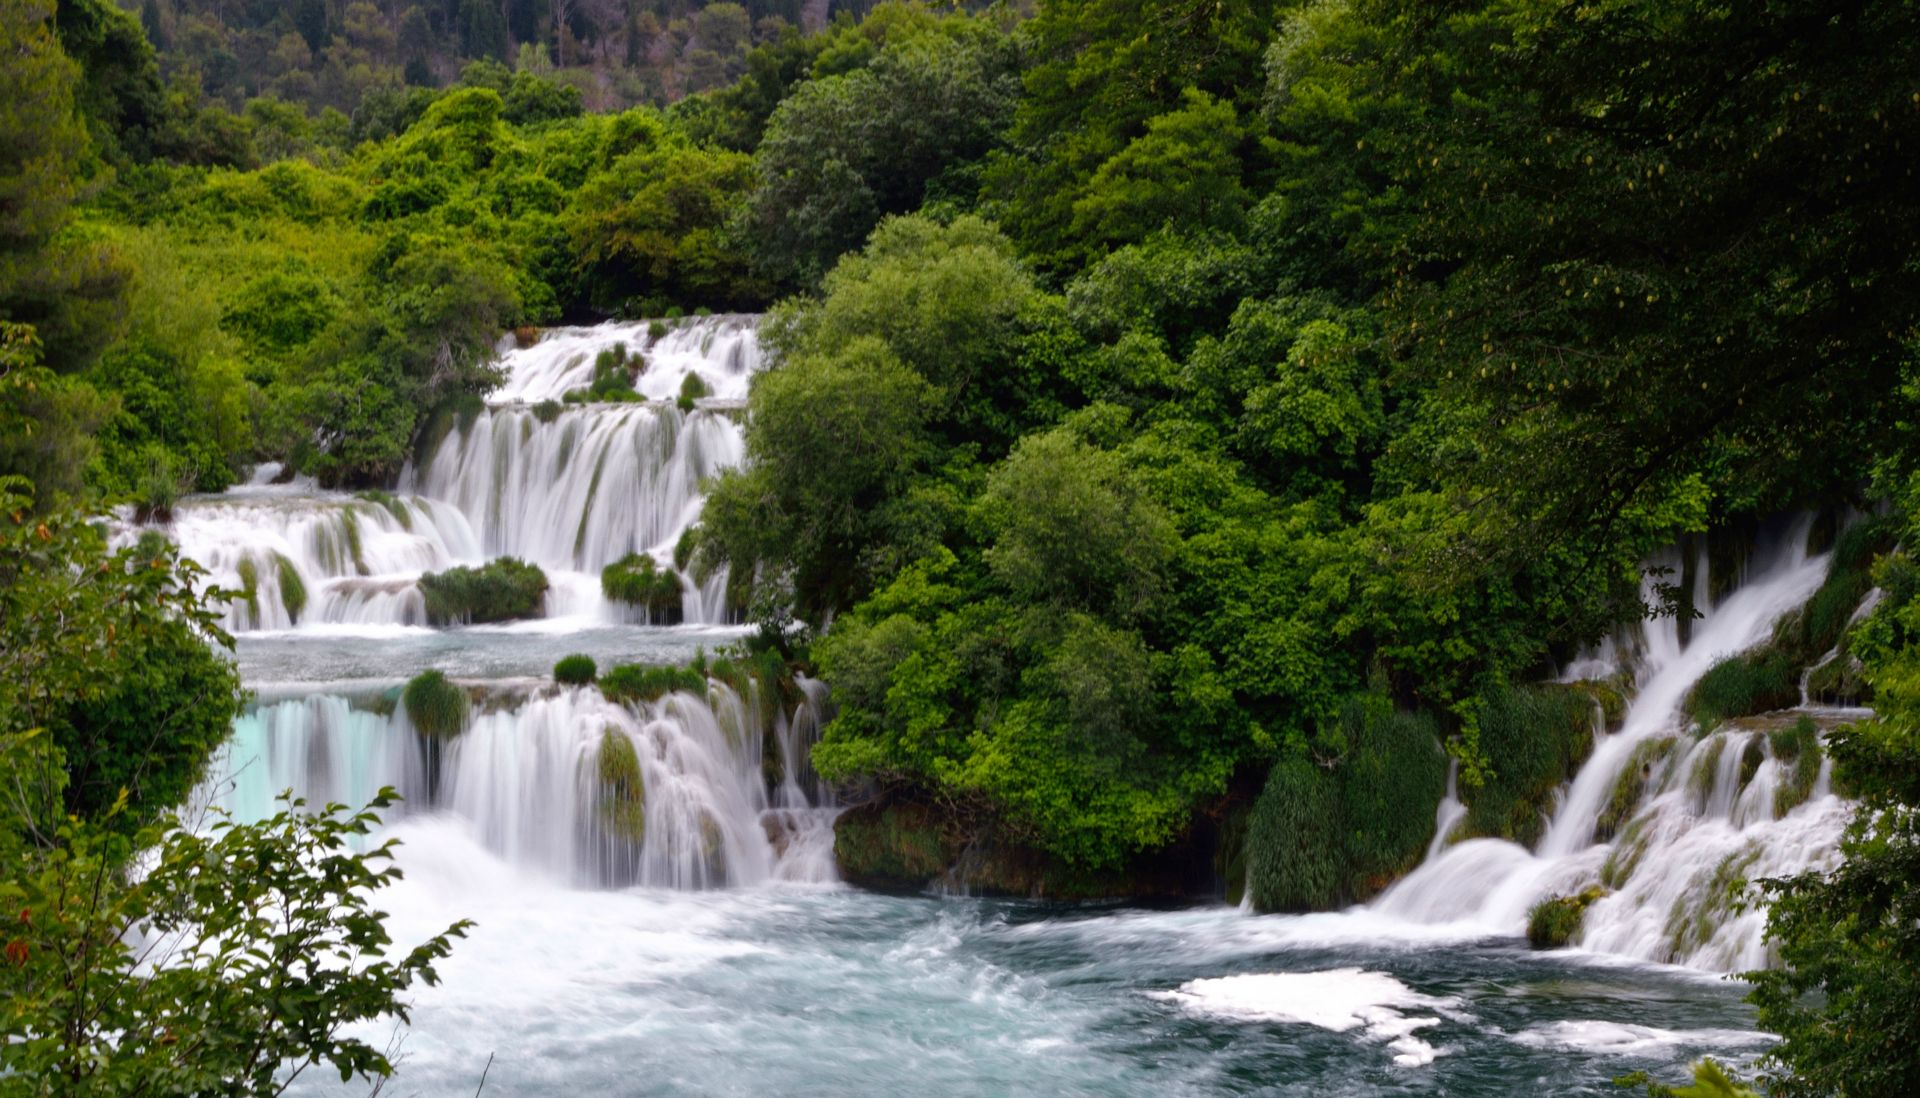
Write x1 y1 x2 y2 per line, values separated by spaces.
211 676 839 889
143 315 762 632
1371 520 1859 971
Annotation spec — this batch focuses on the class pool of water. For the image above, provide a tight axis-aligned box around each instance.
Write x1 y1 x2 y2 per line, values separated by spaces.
289 818 1768 1097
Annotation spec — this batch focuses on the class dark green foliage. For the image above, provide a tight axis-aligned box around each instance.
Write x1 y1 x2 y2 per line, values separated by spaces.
676 371 706 411
600 552 684 622
1687 648 1800 729
598 663 708 705
554 654 597 685
274 552 306 620
1528 886 1606 949
418 557 548 626
1246 697 1447 911
401 670 469 738
1461 685 1596 848
563 343 644 403
0 485 243 832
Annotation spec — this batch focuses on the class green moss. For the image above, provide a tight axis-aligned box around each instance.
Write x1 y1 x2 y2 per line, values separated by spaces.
599 662 708 704
1805 650 1871 706
402 670 469 738
1665 846 1761 960
600 552 684 622
418 557 549 625
340 507 368 575
648 319 670 341
1461 683 1596 847
532 399 563 423
676 371 707 411
832 800 957 891
1690 737 1727 801
1770 716 1824 817
273 552 306 621
1596 736 1677 841
235 556 261 622
597 727 645 842
356 489 412 530
1572 678 1629 728
1528 885 1607 948
1601 816 1652 888
1686 646 1799 728
554 654 597 685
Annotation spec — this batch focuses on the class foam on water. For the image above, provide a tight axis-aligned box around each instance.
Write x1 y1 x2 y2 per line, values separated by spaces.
1154 968 1466 1066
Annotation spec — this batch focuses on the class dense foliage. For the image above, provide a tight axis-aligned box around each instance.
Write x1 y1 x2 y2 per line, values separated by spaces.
4 0 1919 1089
419 556 549 624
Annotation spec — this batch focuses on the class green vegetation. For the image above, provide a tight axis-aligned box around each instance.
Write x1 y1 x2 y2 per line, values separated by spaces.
1686 648 1801 729
1528 886 1606 949
600 552 684 621
1246 697 1447 911
0 478 463 1090
3 0 1918 1086
274 551 306 620
1769 718 1823 819
1597 737 1678 842
676 371 707 411
563 343 644 403
1460 686 1596 848
596 728 646 843
599 662 708 705
401 669 470 738
554 653 598 685
418 556 548 625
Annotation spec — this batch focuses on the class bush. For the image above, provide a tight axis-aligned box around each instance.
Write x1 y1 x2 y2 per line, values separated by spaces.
402 670 469 738
1687 647 1800 728
418 557 548 625
1463 684 1596 846
1528 886 1606 948
1245 696 1448 911
677 371 707 411
598 662 707 704
600 552 683 622
561 343 645 404
597 728 645 841
554 654 597 685
274 552 306 620
648 319 669 341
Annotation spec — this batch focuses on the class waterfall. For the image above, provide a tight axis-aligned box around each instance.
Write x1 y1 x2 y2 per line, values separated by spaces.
1371 519 1858 971
209 676 839 890
142 316 762 632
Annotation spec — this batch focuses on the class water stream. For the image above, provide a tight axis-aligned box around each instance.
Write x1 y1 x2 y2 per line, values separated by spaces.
157 320 1859 1094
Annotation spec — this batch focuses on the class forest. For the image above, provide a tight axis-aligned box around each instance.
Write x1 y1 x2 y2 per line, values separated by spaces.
2 0 1917 1093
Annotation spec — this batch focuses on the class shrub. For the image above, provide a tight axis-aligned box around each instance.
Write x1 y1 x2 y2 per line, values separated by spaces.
648 319 669 341
235 556 260 622
1528 886 1606 948
598 662 708 704
1687 647 1800 728
1463 684 1596 846
418 557 548 625
1245 696 1447 911
677 371 707 411
554 654 597 685
532 399 562 423
600 552 684 622
402 670 469 738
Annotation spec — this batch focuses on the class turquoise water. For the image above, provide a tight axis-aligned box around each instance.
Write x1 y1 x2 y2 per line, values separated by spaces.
284 817 1767 1097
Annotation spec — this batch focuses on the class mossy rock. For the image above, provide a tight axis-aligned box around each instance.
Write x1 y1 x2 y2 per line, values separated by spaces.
403 670 470 738
1528 885 1607 949
1571 678 1630 729
1664 846 1761 960
1769 716 1824 818
832 800 959 892
597 727 645 842
1595 736 1678 841
274 552 306 621
235 556 261 624
1804 650 1871 706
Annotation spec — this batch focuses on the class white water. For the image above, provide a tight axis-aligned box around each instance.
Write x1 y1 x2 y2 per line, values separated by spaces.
145 316 761 632
213 677 838 891
1372 521 1854 970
